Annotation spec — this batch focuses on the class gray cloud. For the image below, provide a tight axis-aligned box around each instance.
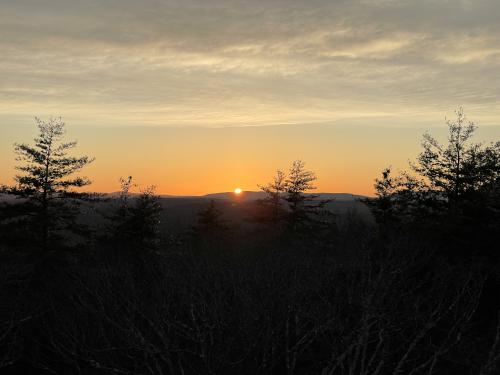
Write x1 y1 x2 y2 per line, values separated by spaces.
1 0 499 127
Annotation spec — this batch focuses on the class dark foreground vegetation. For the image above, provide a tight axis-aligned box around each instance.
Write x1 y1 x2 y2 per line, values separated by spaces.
1 109 500 374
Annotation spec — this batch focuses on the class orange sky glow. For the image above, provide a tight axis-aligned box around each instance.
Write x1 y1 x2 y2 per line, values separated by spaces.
1 121 499 196
1 1 500 195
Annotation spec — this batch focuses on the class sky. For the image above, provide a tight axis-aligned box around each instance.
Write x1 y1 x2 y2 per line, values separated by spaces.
1 0 499 195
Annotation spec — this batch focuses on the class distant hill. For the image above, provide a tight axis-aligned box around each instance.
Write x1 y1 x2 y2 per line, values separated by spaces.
2 191 368 202
1 191 373 236
201 191 366 201
202 191 266 201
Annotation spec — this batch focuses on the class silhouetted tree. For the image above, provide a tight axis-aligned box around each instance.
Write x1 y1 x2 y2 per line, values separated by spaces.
411 107 500 212
366 167 438 227
366 108 500 256
197 199 226 233
285 160 331 231
365 167 397 225
2 117 93 249
255 161 332 235
190 199 230 255
369 109 500 221
257 169 288 226
110 176 161 246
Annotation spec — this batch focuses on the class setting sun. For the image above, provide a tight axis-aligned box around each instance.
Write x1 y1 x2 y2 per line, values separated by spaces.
234 188 242 194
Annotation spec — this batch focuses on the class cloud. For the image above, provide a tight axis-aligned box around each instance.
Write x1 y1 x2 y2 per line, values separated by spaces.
1 0 500 127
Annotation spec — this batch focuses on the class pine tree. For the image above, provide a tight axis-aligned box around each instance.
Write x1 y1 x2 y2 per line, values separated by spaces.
197 199 227 233
6 117 94 249
285 160 326 230
369 109 500 221
411 107 499 211
257 169 288 225
190 199 230 255
110 176 162 246
367 108 500 252
257 161 332 233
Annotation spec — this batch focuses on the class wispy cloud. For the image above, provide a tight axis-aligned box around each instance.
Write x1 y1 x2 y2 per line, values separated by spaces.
1 0 500 127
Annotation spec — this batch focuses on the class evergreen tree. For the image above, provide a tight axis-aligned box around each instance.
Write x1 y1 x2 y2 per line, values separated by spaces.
196 199 227 234
190 199 230 255
257 169 288 226
110 176 162 246
367 108 500 254
369 109 500 223
285 160 330 230
3 117 94 249
411 107 500 212
366 167 438 226
256 161 332 233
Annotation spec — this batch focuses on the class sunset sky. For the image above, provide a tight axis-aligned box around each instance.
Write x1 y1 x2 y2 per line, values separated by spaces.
1 0 500 195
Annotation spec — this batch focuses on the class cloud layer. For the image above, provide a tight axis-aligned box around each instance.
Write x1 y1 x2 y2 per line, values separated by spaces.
1 0 500 127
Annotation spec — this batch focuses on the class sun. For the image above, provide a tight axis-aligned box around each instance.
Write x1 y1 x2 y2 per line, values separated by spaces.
234 187 242 194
